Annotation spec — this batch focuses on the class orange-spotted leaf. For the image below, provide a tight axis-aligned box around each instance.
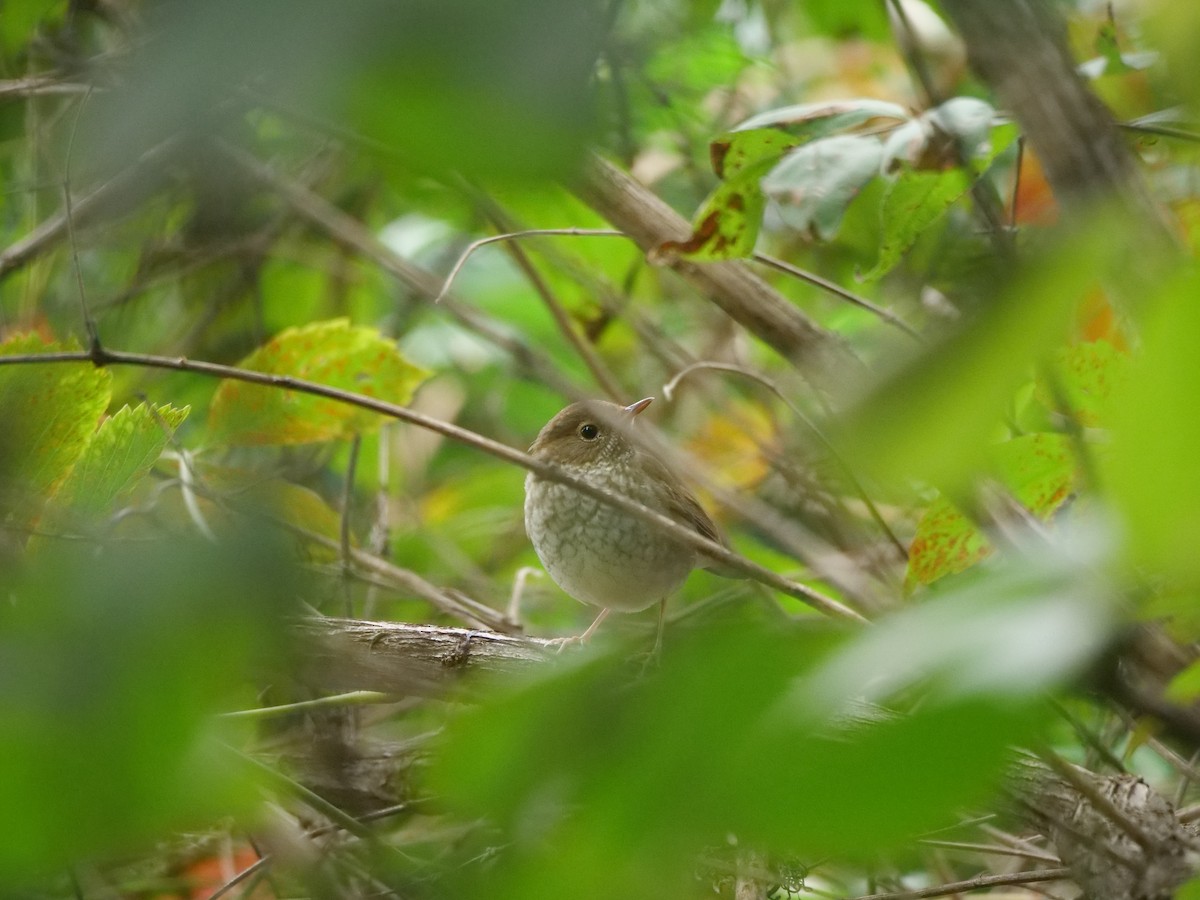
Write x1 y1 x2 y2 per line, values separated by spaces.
907 433 1077 588
905 495 993 589
992 432 1077 515
207 319 430 446
1036 340 1128 428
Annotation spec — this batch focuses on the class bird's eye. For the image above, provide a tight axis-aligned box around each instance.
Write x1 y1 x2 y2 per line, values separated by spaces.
578 423 600 441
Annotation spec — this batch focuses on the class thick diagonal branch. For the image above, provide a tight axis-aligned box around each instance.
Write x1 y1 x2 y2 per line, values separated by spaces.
574 154 856 381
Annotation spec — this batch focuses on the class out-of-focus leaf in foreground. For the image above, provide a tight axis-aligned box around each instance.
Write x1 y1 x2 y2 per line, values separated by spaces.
0 531 301 882
1105 264 1200 583
79 0 603 181
431 530 1114 900
834 224 1132 494
207 319 430 446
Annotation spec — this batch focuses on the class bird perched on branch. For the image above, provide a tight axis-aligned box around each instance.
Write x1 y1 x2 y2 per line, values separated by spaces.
524 397 733 653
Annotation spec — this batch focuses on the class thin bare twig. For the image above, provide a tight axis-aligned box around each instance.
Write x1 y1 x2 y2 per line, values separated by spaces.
1119 121 1200 143
221 690 397 720
751 253 922 342
434 228 624 302
61 86 100 352
847 866 1070 900
478 221 626 400
219 141 586 397
340 433 362 617
0 77 96 98
207 853 271 900
0 138 176 281
916 839 1061 864
0 347 866 623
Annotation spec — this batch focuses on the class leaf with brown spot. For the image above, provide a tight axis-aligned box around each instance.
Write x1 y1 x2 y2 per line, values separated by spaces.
710 127 801 178
653 163 769 262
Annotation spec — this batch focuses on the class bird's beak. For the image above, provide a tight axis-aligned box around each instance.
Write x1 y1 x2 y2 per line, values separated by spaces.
624 397 653 417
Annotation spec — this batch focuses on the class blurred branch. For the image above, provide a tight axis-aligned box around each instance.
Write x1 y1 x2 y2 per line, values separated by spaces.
937 0 1167 234
0 140 175 281
885 0 1014 258
0 347 866 622
0 76 94 98
574 154 859 383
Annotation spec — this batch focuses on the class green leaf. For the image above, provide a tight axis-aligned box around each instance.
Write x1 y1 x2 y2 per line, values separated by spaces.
0 3 64 58
761 135 884 240
1166 659 1200 703
50 403 190 518
0 335 112 526
860 169 971 281
207 319 430 446
801 0 892 41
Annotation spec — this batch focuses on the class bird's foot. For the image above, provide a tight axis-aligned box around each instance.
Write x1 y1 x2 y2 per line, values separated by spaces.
544 634 587 655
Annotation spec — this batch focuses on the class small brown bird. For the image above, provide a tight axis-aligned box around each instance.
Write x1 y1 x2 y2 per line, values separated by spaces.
524 397 731 650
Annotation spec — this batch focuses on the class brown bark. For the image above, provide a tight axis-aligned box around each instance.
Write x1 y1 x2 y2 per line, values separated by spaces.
574 154 856 382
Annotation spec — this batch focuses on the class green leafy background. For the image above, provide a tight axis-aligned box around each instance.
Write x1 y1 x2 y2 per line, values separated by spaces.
0 2 1196 899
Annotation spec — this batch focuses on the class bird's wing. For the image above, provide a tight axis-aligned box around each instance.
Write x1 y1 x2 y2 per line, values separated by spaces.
641 453 745 579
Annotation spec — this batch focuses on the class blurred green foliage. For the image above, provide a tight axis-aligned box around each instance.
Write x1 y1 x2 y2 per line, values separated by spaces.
0 0 1198 898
